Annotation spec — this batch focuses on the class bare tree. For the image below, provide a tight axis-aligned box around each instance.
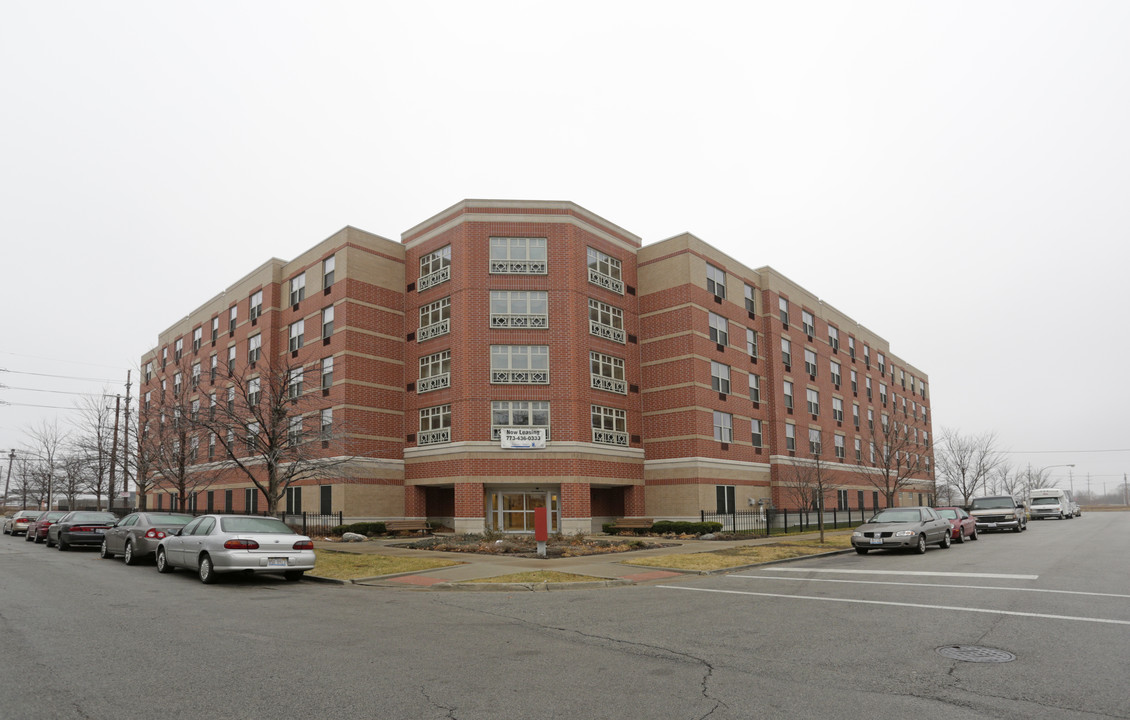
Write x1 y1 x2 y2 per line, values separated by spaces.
935 428 1004 506
195 356 354 515
71 393 117 510
853 414 931 507
779 433 843 542
24 420 68 509
58 451 90 511
10 454 45 510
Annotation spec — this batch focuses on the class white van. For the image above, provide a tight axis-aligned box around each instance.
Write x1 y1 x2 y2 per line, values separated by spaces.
1028 488 1073 520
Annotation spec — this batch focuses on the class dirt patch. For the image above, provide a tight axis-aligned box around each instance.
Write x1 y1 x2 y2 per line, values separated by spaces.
396 534 675 558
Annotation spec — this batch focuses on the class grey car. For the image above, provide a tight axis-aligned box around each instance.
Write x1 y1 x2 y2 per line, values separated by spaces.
155 514 316 584
851 506 952 554
100 512 195 565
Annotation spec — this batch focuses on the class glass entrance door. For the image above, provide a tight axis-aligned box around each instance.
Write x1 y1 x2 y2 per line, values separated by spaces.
487 490 559 533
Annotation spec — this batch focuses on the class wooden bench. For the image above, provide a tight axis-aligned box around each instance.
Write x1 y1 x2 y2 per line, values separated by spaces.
611 517 654 532
385 519 431 535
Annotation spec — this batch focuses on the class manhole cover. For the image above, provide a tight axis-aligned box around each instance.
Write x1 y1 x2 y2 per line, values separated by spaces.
936 645 1016 663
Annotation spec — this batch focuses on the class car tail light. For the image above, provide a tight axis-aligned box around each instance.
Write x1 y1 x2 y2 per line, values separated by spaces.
223 539 260 550
145 528 167 539
71 526 94 532
292 540 314 550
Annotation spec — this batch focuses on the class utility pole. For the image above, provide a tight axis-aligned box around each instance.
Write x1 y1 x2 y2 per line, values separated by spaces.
107 394 121 511
122 370 132 507
3 449 14 508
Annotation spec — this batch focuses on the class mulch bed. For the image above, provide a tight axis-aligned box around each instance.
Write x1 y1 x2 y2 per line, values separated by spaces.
395 535 675 559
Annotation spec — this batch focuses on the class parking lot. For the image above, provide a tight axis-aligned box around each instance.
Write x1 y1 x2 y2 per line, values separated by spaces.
1 511 1127 719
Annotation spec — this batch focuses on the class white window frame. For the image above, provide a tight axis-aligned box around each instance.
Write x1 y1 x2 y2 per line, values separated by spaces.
587 247 623 294
322 305 334 339
713 411 733 443
321 356 333 389
830 360 841 387
590 351 627 394
290 272 306 306
706 263 726 299
418 245 451 291
802 310 815 337
749 374 761 403
322 255 336 290
832 396 844 422
490 345 549 384
249 290 263 321
785 424 796 451
834 434 845 459
591 405 628 446
751 419 763 447
418 297 450 342
288 369 303 399
779 297 789 324
489 236 547 274
490 290 548 329
320 408 333 439
828 326 839 352
491 400 550 440
783 380 794 410
746 328 757 357
744 284 756 313
781 337 791 366
710 361 731 395
589 299 626 344
248 334 261 364
708 312 728 346
418 350 451 393
418 405 451 445
809 428 822 456
289 319 304 351
806 388 820 415
804 349 817 377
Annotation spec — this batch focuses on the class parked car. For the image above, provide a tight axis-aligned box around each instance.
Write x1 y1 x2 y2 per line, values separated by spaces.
26 510 69 543
100 512 195 564
935 506 978 543
3 510 42 536
1071 500 1082 517
155 514 315 584
968 495 1028 533
851 506 952 554
46 511 119 550
1028 488 1073 520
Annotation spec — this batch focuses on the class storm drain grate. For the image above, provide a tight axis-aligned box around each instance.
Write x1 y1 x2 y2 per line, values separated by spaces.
936 645 1016 663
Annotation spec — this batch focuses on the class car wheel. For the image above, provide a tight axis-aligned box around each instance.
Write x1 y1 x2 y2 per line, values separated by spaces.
915 534 927 554
25 532 34 542
970 528 978 541
99 540 112 559
198 554 218 584
854 547 868 555
57 537 68 551
956 528 965 544
123 540 137 566
939 532 951 549
156 548 174 574
284 570 304 581
1013 523 1022 533
44 535 54 548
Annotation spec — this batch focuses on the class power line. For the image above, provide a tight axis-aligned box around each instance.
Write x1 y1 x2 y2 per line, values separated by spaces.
1 385 106 397
0 369 119 383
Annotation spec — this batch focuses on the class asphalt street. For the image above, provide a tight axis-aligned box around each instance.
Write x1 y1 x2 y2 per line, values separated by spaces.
1 512 1126 719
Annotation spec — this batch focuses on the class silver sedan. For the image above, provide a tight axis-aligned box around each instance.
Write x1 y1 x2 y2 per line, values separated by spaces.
155 514 316 584
100 512 195 565
851 506 953 554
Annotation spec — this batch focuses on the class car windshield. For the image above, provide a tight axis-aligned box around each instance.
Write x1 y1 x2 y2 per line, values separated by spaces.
44 511 68 520
971 497 1015 510
151 514 194 525
870 509 921 523
70 512 118 522
935 509 959 519
220 517 296 534
1030 497 1059 505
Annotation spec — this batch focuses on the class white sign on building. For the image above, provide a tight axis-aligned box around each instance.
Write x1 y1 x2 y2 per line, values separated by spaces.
500 428 546 449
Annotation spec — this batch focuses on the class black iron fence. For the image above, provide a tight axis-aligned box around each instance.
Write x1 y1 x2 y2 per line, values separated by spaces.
278 511 343 537
700 506 877 536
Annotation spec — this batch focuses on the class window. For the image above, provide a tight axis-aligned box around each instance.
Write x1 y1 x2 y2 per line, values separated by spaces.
781 337 791 367
834 434 845 459
209 392 216 420
863 344 871 368
867 408 874 430
321 356 334 389
227 346 237 373
802 310 815 337
587 247 623 294
289 320 304 351
783 380 794 410
490 291 548 328
418 297 450 341
320 408 333 439
865 376 872 400
209 354 217 382
491 400 550 440
713 411 732 443
290 273 306 305
853 402 860 427
855 438 863 462
804 349 817 377
830 360 841 387
708 312 728 346
229 306 237 334
877 352 886 376
173 372 182 397
589 299 626 343
716 486 736 514
828 326 839 352
832 397 844 422
249 290 263 321
248 334 261 364
208 433 216 460
161 347 167 368
590 352 627 394
321 305 334 339
746 328 757 357
190 399 200 422
879 382 888 405
418 405 451 445
191 362 200 389
850 368 858 393
288 369 303 399
706 263 726 299
288 415 303 445
248 377 260 406
749 374 761 403
838 489 849 510
227 386 235 412
489 236 547 274
808 428 822 455
751 419 763 447
247 421 259 452
778 297 789 324
174 338 183 362
848 336 856 359
711 361 731 394
591 405 628 446
226 428 234 449
418 246 451 290
785 424 796 451
189 436 199 463
490 345 549 384
418 350 451 393
322 255 336 290
744 284 756 313
144 391 151 411
145 361 152 383
192 327 202 352
806 388 820 415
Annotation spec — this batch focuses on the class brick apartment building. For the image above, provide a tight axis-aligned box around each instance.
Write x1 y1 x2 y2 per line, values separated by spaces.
140 200 934 533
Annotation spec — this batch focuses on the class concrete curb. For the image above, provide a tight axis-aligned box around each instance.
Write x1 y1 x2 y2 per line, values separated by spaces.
431 579 635 592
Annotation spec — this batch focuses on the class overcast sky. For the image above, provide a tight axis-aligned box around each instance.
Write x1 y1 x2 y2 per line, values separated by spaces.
2 1 1127 499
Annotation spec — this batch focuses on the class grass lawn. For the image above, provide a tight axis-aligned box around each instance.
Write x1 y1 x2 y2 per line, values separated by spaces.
311 549 462 580
465 571 609 584
622 535 853 572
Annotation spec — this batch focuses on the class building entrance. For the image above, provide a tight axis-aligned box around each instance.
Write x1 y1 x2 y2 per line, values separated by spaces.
487 489 559 533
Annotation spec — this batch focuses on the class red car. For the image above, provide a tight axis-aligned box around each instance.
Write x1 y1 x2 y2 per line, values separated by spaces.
935 507 978 543
25 510 69 544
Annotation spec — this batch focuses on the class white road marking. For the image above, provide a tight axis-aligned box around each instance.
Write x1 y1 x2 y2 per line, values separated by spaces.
759 568 1039 580
656 586 1130 626
729 574 1130 599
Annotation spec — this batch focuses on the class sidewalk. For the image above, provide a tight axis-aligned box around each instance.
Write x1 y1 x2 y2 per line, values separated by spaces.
310 530 853 590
